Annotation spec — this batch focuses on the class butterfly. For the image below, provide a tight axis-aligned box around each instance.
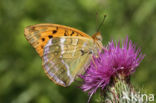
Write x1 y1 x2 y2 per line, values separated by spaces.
24 24 103 87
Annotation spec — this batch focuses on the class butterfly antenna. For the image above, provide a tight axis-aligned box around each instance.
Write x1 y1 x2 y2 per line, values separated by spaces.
96 12 99 31
97 14 107 32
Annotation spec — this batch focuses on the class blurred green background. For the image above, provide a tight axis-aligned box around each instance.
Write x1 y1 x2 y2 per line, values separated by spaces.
0 0 156 103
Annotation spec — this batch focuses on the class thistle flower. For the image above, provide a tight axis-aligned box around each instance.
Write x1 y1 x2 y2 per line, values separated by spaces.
80 37 144 102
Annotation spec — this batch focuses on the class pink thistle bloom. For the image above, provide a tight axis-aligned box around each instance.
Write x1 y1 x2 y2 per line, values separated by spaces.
80 37 145 102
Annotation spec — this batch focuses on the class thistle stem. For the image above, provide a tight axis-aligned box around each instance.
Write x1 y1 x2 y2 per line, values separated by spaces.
95 74 146 103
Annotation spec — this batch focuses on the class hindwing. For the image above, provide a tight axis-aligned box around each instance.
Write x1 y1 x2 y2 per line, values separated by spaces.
42 36 95 86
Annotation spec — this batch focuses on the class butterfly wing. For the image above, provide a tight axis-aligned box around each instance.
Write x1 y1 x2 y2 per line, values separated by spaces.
42 36 96 87
24 23 92 57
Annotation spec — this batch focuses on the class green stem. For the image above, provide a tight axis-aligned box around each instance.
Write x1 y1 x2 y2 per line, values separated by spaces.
94 74 148 103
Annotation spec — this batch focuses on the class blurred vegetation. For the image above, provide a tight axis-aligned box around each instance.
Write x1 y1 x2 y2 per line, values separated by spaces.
0 0 156 103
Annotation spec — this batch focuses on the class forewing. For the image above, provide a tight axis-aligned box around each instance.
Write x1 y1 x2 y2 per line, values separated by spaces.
24 23 92 57
42 36 95 87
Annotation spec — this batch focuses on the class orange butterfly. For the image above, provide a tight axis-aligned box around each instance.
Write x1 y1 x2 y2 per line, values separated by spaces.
24 24 103 87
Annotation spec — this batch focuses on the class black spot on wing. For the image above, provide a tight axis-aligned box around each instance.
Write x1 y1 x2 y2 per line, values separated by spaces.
42 38 45 41
70 31 74 36
80 50 85 56
52 30 57 34
48 35 53 39
64 32 67 36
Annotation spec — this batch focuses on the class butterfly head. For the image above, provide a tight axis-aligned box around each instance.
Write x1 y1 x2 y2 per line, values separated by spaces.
92 32 102 42
92 32 103 51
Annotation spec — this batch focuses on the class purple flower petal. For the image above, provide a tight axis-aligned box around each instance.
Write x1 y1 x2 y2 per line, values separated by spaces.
80 37 145 102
